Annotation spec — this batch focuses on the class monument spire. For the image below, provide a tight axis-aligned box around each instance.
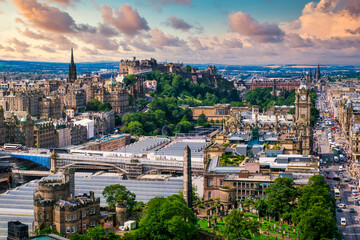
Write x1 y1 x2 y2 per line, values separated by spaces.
183 145 192 208
68 48 77 83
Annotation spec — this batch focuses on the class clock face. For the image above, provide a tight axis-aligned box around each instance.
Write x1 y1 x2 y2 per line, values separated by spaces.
300 95 306 101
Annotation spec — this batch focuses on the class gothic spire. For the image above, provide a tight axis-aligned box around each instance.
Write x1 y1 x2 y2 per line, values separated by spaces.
71 48 74 64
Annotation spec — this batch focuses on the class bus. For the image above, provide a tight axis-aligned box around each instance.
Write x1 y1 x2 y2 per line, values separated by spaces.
3 143 22 151
334 188 340 200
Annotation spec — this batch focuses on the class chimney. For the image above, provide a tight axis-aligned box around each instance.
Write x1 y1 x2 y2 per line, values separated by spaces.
90 191 95 201
183 145 192 208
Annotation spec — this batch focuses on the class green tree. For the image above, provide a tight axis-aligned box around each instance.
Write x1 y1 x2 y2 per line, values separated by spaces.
136 195 198 240
185 65 192 72
70 225 121 240
298 205 339 240
86 99 101 111
102 184 136 210
223 210 260 239
124 74 137 86
127 121 144 136
178 185 200 203
135 98 147 110
197 113 207 126
98 102 112 111
265 177 298 221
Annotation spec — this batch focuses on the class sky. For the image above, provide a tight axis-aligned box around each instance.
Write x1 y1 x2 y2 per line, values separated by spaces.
0 0 360 65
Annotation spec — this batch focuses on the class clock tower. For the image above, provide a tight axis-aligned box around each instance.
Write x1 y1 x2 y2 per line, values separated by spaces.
295 86 311 124
294 85 313 155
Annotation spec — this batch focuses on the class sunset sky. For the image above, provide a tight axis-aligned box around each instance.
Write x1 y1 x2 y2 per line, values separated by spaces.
0 0 359 64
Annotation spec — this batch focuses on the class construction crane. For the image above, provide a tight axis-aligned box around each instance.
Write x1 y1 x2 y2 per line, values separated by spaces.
220 64 229 78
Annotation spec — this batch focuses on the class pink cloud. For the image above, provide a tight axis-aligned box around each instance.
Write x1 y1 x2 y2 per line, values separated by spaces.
13 0 78 33
150 27 187 48
101 4 149 37
21 28 52 40
7 38 30 53
44 0 79 7
39 45 56 53
188 36 208 50
167 15 192 31
229 11 284 43
81 47 98 55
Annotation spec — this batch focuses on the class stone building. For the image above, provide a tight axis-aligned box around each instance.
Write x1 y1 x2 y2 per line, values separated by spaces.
0 107 5 145
250 79 300 91
92 84 129 115
0 90 40 118
4 111 34 147
38 97 62 120
33 168 100 238
54 124 72 148
34 120 55 148
191 104 231 121
70 124 87 145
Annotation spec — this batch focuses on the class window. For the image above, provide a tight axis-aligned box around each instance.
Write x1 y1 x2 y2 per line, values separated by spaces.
66 227 70 233
65 215 68 222
83 210 87 218
72 226 76 233
208 191 212 199
220 180 223 186
83 224 86 230
208 179 212 187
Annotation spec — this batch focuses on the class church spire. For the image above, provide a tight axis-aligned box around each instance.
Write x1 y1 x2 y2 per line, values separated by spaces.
71 48 74 64
69 48 77 83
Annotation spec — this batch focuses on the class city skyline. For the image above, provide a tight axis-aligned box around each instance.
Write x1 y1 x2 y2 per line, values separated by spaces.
0 0 359 64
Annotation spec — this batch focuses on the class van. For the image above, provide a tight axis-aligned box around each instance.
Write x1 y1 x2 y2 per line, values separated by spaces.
341 217 346 226
339 166 343 172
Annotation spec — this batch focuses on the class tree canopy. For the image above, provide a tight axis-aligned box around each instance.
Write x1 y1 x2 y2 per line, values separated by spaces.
264 177 298 221
135 195 198 240
223 210 260 239
245 88 295 111
102 184 136 210
86 99 112 112
124 75 137 86
70 225 120 240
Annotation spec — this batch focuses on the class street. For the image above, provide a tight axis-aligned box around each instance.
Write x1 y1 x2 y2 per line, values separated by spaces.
316 91 360 239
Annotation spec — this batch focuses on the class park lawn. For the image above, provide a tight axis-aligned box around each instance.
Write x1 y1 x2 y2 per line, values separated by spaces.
197 213 299 239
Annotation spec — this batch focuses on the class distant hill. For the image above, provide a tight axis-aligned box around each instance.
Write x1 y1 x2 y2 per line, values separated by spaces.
0 59 358 75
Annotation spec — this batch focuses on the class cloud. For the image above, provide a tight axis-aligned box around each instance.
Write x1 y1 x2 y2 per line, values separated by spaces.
81 47 98 55
229 11 284 43
188 36 208 50
21 28 52 40
97 24 119 37
101 4 149 37
150 27 187 48
131 39 155 52
346 27 360 35
7 38 30 53
39 45 56 53
285 33 313 48
13 0 80 33
167 15 192 31
43 0 79 7
50 35 77 50
148 0 192 11
284 0 360 39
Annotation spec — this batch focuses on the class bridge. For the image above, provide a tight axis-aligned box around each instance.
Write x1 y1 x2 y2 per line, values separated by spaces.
0 151 204 178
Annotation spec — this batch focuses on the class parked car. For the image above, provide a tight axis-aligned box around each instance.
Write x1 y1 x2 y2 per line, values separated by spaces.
337 207 343 212
326 176 332 179
350 208 355 213
337 203 346 208
341 217 347 226
333 177 340 181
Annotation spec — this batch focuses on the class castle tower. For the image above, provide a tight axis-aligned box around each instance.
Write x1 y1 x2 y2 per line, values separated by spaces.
62 167 75 197
183 145 192 208
68 48 77 83
115 201 127 227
